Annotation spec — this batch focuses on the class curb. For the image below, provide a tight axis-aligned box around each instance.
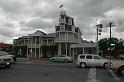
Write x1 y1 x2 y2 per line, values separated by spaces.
107 68 121 81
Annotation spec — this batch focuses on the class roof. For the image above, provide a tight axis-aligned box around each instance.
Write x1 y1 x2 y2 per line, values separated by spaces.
43 33 55 38
18 36 29 39
29 30 46 36
0 43 12 48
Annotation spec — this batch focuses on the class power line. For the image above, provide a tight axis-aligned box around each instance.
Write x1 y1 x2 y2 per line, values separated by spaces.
112 18 124 37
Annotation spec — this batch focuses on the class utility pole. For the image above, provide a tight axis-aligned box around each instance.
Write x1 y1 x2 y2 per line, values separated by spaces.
96 24 99 55
95 19 103 55
107 22 116 59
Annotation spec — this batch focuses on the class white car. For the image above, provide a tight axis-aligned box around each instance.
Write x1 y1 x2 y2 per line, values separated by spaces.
50 55 73 62
76 54 108 68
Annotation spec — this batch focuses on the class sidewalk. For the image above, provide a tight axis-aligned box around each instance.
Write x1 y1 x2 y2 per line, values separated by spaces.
16 58 30 62
16 58 50 64
15 58 76 67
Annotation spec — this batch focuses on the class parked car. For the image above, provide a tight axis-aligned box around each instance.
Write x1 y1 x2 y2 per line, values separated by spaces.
0 51 16 62
76 54 108 68
0 51 13 67
50 55 73 62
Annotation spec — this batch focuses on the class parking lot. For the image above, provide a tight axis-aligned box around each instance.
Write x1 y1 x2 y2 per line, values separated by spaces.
0 59 124 82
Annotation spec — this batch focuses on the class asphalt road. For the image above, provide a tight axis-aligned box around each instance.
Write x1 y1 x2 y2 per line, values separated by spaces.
0 59 124 82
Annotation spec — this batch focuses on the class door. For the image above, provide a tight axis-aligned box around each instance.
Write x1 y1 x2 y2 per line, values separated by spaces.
93 56 102 67
86 55 94 66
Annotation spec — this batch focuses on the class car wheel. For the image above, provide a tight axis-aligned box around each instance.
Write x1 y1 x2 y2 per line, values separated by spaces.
119 66 124 75
5 64 11 68
64 59 68 63
103 62 107 68
51 59 55 62
80 62 86 68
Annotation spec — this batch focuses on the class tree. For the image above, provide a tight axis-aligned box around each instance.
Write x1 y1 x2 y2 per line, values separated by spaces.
13 46 27 58
98 38 108 57
99 37 120 58
41 45 57 58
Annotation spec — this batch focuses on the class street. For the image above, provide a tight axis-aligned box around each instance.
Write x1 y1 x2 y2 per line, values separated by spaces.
0 59 124 82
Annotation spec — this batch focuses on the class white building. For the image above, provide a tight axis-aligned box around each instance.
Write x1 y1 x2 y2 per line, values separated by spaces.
13 10 96 59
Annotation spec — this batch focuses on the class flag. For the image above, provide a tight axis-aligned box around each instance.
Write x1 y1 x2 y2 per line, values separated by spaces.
59 4 63 8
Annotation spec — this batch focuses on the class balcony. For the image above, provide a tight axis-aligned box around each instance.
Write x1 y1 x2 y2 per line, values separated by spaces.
59 18 65 23
55 37 79 43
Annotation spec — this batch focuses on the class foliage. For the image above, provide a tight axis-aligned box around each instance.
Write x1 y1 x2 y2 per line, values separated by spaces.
98 37 120 58
13 46 27 58
41 45 57 57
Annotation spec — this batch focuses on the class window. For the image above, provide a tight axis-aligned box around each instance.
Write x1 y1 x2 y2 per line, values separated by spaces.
94 56 101 60
75 28 78 33
86 55 92 59
48 39 52 44
56 33 59 38
66 17 69 23
56 26 60 31
69 18 72 25
36 36 39 44
61 25 64 30
65 25 72 31
61 15 64 19
80 55 85 59
72 18 74 25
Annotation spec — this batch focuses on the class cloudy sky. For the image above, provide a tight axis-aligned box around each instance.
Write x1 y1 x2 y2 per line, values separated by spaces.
0 0 124 44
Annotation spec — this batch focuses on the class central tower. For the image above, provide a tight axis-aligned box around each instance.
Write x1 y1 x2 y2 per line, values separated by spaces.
55 10 82 55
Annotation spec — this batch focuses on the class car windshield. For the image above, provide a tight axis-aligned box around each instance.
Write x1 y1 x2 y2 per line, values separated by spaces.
94 56 102 59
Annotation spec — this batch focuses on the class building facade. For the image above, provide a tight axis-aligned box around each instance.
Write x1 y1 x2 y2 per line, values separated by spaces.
13 11 96 59
0 43 12 52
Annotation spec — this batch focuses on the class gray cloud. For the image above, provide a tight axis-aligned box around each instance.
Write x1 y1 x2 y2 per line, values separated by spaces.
0 27 15 37
20 17 55 31
0 0 24 14
0 0 124 43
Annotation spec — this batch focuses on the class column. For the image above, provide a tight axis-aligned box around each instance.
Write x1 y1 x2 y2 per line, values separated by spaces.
64 32 67 41
73 34 74 42
59 32 60 41
67 32 68 41
39 47 40 58
69 45 71 56
39 36 40 58
27 36 29 58
65 43 67 55
26 46 28 58
83 47 84 54
40 48 42 57
47 39 48 45
35 36 37 58
58 43 61 55
72 48 74 59
24 40 26 45
31 36 33 58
